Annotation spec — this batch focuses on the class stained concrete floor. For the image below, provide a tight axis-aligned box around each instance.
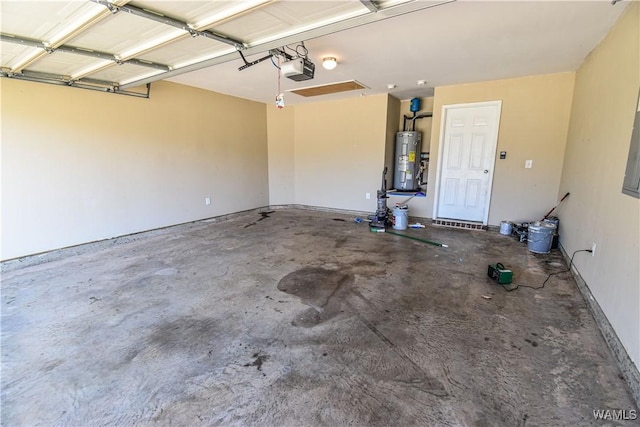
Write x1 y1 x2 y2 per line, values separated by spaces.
1 208 637 426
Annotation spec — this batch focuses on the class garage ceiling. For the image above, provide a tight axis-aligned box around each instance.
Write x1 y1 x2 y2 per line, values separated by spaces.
0 0 629 104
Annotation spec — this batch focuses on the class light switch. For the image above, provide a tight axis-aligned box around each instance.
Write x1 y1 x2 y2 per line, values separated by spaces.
525 160 533 169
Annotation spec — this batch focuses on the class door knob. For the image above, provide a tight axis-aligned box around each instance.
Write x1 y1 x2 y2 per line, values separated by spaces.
484 170 489 174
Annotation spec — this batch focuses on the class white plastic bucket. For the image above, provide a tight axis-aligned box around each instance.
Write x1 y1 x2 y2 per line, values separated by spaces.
392 206 409 230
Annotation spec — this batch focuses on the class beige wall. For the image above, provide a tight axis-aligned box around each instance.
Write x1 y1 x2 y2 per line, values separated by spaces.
559 3 640 368
266 105 295 205
1 79 269 260
292 94 389 212
428 73 575 225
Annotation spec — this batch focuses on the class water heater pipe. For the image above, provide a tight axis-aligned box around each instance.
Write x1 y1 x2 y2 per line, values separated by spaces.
402 111 432 131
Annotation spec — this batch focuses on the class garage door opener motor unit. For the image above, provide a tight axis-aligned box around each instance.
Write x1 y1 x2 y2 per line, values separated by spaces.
281 58 315 81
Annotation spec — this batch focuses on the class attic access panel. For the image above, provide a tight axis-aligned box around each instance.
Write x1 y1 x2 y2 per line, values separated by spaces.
289 80 368 97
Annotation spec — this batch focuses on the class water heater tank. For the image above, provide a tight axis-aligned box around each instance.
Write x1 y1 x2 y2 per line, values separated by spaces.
393 131 422 191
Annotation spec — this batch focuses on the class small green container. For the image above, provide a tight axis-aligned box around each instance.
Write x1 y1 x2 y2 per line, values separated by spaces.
488 263 513 284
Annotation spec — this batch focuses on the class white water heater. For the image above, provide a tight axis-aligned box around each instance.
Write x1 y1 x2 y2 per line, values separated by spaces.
393 131 422 191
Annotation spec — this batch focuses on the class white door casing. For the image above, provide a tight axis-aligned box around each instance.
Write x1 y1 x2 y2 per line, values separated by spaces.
433 101 502 224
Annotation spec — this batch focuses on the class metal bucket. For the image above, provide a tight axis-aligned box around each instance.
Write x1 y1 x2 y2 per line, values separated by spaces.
543 216 559 233
500 221 513 235
392 206 409 230
543 216 560 249
527 221 556 254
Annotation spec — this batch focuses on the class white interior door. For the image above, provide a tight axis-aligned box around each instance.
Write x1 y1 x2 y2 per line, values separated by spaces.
435 101 501 223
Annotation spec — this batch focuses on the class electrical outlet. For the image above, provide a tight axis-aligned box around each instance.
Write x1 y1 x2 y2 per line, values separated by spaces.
591 242 596 256
366 192 371 200
205 197 211 205
525 160 533 169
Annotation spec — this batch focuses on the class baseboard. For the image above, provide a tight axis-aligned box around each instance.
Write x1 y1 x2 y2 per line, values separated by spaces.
559 244 640 406
1 206 270 272
2 205 376 271
269 204 373 218
3 204 431 271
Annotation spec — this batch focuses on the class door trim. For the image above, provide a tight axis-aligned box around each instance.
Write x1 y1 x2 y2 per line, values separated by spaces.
432 100 502 225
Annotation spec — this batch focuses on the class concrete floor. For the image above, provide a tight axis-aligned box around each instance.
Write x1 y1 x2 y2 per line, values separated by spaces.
1 208 637 426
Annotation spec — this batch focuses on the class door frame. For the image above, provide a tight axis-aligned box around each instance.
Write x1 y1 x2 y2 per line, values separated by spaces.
432 100 502 225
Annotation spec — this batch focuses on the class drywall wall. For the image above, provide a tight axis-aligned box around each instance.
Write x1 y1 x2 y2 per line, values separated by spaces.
427 73 575 225
266 105 295 205
1 79 269 260
384 95 400 192
292 94 389 212
559 2 640 368
391 97 434 218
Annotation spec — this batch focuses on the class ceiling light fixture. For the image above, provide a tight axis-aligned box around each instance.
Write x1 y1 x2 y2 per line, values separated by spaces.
322 57 337 70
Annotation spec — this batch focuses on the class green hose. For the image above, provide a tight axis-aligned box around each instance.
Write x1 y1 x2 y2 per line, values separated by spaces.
384 230 448 248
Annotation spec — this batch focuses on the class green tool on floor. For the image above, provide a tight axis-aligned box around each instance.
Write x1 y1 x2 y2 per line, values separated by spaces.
488 263 513 284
